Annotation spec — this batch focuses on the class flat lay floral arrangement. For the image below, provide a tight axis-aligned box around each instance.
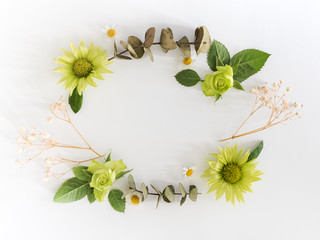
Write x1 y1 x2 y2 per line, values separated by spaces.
16 25 302 213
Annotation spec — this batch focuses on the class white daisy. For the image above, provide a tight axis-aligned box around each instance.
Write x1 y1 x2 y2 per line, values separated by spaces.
178 55 196 70
102 24 120 40
182 166 196 180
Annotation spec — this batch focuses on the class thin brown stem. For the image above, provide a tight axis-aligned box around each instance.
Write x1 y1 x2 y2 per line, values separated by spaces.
108 40 198 61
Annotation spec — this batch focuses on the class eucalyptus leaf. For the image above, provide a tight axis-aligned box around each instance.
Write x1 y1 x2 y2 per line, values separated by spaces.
141 183 148 202
194 26 211 55
233 80 245 91
207 40 230 71
150 184 162 195
160 28 177 53
108 189 126 213
144 27 155 48
144 47 154 62
179 183 187 198
54 177 89 203
116 55 132 60
156 195 161 209
68 90 83 114
128 36 144 59
248 141 264 162
180 195 187 206
128 174 136 190
163 185 175 203
189 185 198 202
175 69 201 87
230 49 270 82
73 166 91 182
177 36 191 58
120 40 137 58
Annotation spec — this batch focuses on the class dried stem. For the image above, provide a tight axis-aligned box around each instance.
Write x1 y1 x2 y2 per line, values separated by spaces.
16 98 105 179
219 81 302 142
108 41 198 61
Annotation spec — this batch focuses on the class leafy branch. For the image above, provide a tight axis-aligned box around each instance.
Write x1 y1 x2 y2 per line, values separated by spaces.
126 175 200 208
108 26 211 61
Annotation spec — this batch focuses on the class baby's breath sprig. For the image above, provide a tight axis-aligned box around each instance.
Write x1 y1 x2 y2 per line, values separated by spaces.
16 97 105 180
219 81 303 142
123 175 200 208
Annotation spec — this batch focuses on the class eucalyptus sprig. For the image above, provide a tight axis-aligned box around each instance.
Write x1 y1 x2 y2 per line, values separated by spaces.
125 174 200 208
109 26 211 61
175 40 270 101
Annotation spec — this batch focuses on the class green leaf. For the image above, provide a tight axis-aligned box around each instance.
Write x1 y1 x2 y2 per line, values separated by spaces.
68 91 83 114
141 183 148 202
175 69 201 87
163 185 175 203
116 169 133 179
215 94 221 102
87 187 95 204
248 141 264 162
233 80 245 91
189 185 198 202
128 174 136 190
73 166 91 182
105 152 112 163
82 169 93 178
108 189 126 213
232 59 241 75
207 40 230 71
230 49 270 82
54 177 89 203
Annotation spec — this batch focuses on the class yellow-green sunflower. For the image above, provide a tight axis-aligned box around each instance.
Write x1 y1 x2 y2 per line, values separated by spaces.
54 40 112 95
201 145 263 205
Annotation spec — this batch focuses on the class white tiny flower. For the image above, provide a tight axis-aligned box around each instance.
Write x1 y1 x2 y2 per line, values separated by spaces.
178 55 196 70
286 87 292 92
15 136 22 143
125 191 141 206
182 167 196 180
102 24 120 40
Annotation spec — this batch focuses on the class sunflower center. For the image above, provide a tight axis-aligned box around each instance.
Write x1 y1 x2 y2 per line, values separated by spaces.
107 29 116 37
73 59 93 77
131 195 140 205
186 169 193 177
221 164 241 183
183 57 192 65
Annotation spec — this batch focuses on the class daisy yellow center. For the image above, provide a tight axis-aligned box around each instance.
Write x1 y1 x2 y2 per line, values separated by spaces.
186 169 193 177
183 57 192 65
221 164 241 184
73 59 93 77
131 195 140 205
107 29 116 37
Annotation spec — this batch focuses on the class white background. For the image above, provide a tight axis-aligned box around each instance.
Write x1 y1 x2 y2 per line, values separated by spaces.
1 0 319 239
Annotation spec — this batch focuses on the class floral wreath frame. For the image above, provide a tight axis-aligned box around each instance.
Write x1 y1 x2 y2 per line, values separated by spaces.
16 25 302 213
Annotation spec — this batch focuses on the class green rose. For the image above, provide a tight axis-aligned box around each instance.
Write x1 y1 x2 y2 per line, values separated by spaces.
88 160 127 202
202 65 234 97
